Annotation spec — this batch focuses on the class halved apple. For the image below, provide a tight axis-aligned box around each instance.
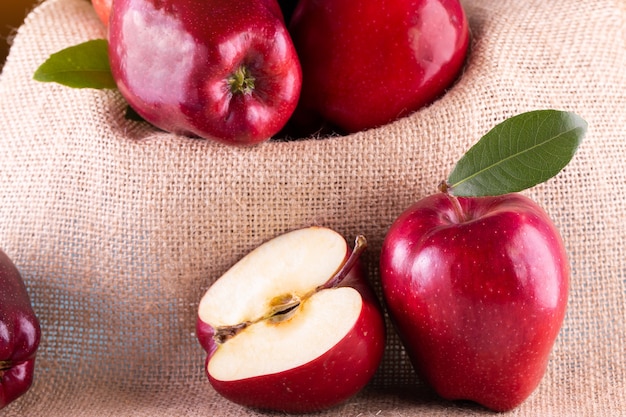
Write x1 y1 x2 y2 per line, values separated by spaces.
196 226 386 413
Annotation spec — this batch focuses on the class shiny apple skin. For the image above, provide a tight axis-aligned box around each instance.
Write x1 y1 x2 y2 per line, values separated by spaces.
0 249 41 409
196 260 386 413
380 193 568 412
108 0 301 145
288 0 470 134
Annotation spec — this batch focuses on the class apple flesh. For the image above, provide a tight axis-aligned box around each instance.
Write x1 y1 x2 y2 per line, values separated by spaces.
197 227 386 413
288 0 470 135
108 0 302 145
380 192 568 411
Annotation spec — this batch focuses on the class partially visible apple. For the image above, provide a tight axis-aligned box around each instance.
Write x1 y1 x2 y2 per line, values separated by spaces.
91 0 112 27
380 192 568 411
108 0 302 145
197 227 386 413
0 249 41 409
288 0 470 135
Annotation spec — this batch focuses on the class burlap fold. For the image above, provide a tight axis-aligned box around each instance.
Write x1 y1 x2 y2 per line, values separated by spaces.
0 0 625 415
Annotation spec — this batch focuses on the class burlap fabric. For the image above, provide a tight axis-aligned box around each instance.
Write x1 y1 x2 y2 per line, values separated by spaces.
0 0 624 415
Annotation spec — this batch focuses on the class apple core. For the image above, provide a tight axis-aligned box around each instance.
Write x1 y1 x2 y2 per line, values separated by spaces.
208 287 362 381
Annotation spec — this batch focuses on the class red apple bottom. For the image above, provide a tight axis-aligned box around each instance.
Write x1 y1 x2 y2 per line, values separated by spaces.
205 299 384 413
380 193 569 412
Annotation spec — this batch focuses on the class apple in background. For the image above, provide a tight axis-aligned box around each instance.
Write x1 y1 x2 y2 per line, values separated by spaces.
91 0 112 27
0 249 41 409
196 227 386 413
379 192 568 412
108 0 302 145
287 0 470 136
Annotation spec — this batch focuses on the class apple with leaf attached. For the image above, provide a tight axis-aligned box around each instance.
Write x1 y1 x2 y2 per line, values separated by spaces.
380 110 587 411
107 0 302 145
196 227 386 413
41 0 472 142
37 0 302 145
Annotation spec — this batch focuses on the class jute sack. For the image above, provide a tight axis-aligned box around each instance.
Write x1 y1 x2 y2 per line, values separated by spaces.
0 0 625 415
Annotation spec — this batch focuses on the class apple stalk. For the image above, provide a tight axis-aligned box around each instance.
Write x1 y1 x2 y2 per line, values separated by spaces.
379 110 587 411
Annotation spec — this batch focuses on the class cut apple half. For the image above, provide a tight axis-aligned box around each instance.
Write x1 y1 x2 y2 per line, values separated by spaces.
196 226 386 413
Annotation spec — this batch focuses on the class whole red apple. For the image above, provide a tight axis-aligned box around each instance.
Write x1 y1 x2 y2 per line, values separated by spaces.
288 0 470 135
380 192 568 411
196 227 386 413
108 0 302 145
0 249 41 409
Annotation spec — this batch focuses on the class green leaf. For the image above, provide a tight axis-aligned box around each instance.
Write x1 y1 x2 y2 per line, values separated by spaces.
33 39 116 89
447 110 587 197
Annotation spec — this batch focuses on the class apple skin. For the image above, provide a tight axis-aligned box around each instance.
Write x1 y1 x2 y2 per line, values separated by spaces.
91 0 112 27
93 0 286 27
108 0 302 145
93 0 289 26
0 249 41 409
196 255 386 413
379 193 568 412
288 0 470 135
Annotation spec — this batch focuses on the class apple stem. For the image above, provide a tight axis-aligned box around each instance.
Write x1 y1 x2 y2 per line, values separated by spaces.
317 235 367 291
228 65 255 95
439 181 467 222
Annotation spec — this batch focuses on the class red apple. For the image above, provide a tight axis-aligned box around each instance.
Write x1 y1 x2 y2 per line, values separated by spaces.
287 0 470 135
196 227 386 413
108 0 302 145
0 249 41 409
379 192 568 411
91 0 112 27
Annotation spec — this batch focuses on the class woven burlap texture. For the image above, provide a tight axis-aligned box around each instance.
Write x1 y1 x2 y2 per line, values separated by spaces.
0 0 625 415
